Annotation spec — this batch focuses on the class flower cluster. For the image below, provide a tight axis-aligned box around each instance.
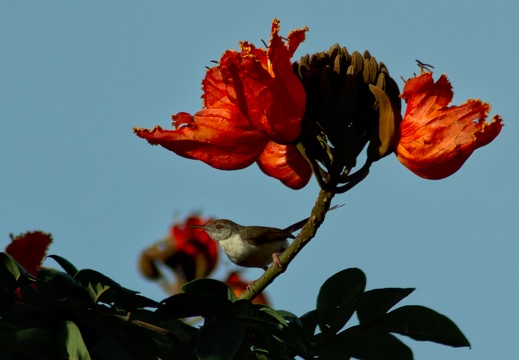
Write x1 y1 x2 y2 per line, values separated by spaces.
134 19 311 189
135 19 502 190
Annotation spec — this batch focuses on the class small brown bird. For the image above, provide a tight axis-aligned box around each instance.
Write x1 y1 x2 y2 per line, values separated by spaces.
192 206 339 269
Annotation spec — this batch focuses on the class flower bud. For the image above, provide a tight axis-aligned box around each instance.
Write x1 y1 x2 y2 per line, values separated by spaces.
293 45 401 191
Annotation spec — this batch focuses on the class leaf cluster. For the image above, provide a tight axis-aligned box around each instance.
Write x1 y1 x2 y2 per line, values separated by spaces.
0 253 469 359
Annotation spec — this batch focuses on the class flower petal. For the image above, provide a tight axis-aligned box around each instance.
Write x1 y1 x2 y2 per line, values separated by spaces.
134 106 268 170
202 66 229 108
257 141 312 189
218 19 307 143
396 73 503 179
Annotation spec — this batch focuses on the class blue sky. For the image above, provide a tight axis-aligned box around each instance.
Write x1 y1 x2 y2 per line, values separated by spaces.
1 1 516 359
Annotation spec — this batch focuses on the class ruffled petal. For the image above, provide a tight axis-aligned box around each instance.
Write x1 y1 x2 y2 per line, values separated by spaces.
396 73 503 179
202 66 229 108
257 141 312 189
134 106 268 170
218 19 307 143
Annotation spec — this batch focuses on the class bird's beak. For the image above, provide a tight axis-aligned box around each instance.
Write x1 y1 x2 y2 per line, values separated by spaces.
190 225 206 230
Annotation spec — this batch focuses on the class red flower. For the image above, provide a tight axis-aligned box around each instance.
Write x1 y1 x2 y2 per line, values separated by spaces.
6 231 52 276
396 72 503 179
224 271 269 305
139 215 218 287
134 19 311 189
170 215 218 281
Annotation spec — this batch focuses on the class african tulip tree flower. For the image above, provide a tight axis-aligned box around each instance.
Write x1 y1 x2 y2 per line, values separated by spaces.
139 215 218 287
396 72 503 179
6 231 52 276
134 19 311 189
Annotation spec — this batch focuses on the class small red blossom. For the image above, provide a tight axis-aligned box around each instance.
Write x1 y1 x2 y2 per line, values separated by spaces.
134 19 311 189
171 215 218 280
139 215 218 287
6 231 52 276
225 271 269 305
396 72 503 179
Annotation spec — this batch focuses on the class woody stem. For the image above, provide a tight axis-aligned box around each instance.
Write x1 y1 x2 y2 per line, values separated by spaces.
239 189 335 301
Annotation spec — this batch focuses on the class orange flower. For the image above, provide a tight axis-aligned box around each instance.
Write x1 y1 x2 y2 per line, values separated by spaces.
170 215 218 281
6 231 52 276
134 19 311 189
139 215 218 286
396 72 503 179
225 271 269 305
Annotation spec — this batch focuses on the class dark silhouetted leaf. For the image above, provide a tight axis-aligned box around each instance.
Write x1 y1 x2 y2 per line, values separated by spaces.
0 328 53 358
313 326 413 360
0 253 21 293
196 318 245 360
156 293 232 319
300 310 319 339
36 270 92 307
345 327 413 360
78 313 161 359
181 278 236 301
159 318 198 342
75 269 137 305
357 288 415 324
116 294 158 310
317 268 366 335
56 321 91 360
47 254 79 276
231 301 281 331
374 305 470 347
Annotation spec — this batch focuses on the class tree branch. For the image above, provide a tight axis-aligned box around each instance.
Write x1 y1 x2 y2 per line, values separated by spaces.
239 189 335 301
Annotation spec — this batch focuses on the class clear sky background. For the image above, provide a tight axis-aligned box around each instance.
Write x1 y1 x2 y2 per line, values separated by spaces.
1 1 516 359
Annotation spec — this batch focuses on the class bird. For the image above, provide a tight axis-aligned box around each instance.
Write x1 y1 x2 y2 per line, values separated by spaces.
192 206 339 269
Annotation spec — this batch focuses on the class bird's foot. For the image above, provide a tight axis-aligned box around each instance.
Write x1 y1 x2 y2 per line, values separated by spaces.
272 252 284 269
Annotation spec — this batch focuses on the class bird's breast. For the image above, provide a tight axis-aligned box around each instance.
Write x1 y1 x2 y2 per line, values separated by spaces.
218 234 287 268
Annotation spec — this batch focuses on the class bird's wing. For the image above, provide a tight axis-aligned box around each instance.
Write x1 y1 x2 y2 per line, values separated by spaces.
242 226 294 245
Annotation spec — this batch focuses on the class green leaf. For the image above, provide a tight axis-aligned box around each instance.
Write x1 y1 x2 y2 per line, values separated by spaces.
357 288 415 324
156 293 232 319
259 307 288 326
55 321 91 360
196 318 245 360
75 269 137 305
374 305 470 347
181 278 236 302
231 300 279 327
317 268 366 335
229 301 307 357
36 270 93 307
0 253 20 294
87 283 112 304
47 254 79 276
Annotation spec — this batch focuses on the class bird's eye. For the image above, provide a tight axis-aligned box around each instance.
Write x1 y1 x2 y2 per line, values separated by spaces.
215 224 222 230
